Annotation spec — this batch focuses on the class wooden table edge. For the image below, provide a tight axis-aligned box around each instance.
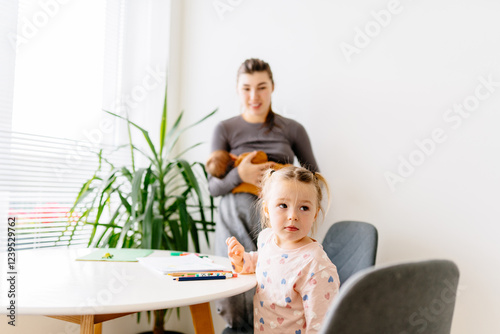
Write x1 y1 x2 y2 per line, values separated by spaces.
46 302 214 334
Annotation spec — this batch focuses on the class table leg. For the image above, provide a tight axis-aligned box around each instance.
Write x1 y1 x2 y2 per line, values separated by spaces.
94 322 102 334
48 312 133 334
189 302 214 334
80 314 95 334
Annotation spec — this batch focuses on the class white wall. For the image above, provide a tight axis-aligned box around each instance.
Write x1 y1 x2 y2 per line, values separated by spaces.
175 1 500 333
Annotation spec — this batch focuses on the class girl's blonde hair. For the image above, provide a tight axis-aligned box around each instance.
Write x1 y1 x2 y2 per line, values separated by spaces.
257 166 330 235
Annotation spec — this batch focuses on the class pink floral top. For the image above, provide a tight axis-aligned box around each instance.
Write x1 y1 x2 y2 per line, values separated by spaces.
237 228 340 333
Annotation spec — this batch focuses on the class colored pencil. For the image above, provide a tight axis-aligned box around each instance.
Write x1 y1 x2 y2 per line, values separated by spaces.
169 252 208 258
175 276 226 281
168 271 233 276
170 272 237 278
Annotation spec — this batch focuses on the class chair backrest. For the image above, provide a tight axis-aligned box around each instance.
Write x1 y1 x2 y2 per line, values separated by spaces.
322 220 378 285
319 260 460 334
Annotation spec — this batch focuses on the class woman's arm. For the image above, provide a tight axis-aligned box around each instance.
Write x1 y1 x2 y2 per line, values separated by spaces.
208 169 242 197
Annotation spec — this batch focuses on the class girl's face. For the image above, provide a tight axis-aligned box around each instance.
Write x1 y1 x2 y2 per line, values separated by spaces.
237 71 274 123
263 179 319 249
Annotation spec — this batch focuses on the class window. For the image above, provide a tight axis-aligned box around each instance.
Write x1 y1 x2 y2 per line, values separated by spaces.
1 0 108 250
0 0 171 250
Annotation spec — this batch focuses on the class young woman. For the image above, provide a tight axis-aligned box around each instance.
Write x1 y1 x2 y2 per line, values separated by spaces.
226 166 340 333
209 58 319 332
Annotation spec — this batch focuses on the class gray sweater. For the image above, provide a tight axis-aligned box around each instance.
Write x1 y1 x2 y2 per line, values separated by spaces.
208 114 319 197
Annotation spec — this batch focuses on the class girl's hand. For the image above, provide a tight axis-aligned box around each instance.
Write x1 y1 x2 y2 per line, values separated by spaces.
226 236 245 272
237 151 275 187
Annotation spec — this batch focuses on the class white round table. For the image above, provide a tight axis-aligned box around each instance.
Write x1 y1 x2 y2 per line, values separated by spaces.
0 248 256 334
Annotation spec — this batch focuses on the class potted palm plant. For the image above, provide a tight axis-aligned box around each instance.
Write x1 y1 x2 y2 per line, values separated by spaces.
65 87 217 334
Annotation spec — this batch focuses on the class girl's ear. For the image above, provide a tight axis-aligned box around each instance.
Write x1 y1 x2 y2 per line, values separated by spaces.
314 207 319 221
263 202 270 219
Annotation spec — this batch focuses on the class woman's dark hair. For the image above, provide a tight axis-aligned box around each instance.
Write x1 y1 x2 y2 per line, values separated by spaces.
237 58 277 131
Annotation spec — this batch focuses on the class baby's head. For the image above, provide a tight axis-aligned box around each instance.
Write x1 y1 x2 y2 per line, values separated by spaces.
258 166 330 235
206 150 233 178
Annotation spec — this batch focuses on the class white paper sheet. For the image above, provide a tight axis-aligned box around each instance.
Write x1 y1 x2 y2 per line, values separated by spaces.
137 254 228 274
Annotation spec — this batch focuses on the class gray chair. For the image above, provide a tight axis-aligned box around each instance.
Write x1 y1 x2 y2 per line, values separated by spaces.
319 259 460 334
322 220 378 286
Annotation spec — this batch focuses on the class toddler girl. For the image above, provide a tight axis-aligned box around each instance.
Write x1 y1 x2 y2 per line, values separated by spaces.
226 166 340 333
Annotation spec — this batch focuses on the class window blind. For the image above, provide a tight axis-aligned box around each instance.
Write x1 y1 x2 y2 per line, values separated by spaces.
0 130 130 250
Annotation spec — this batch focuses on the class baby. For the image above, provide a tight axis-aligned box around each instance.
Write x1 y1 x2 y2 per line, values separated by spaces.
206 150 287 195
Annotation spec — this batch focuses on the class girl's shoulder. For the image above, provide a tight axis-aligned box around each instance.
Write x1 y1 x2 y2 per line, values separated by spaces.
298 242 337 270
256 228 274 248
311 246 340 286
294 244 339 286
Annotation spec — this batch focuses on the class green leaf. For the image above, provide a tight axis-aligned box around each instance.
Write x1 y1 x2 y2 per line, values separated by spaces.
95 206 121 247
175 196 189 251
151 216 164 250
130 144 157 168
173 142 204 160
162 111 184 154
94 173 117 224
131 168 147 217
69 176 100 212
105 110 160 165
165 201 182 250
189 213 200 253
192 161 215 245
121 167 133 183
116 216 134 248
141 183 157 249
118 192 132 215
159 83 168 157
177 160 203 200
163 109 217 158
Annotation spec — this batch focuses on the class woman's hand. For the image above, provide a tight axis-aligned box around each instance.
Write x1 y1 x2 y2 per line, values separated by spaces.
236 151 275 187
226 236 245 272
